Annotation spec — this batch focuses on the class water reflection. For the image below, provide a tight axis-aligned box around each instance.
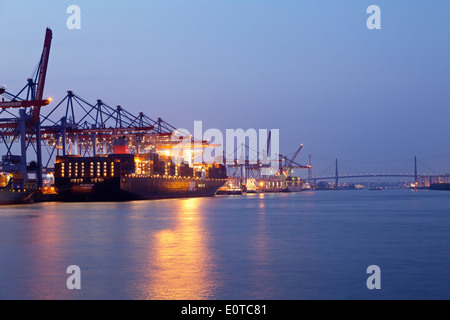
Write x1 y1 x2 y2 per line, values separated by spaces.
143 198 217 300
3 190 449 299
249 196 274 298
20 203 72 299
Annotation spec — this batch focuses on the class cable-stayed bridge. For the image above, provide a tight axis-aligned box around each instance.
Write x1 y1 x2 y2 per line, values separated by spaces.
305 157 449 188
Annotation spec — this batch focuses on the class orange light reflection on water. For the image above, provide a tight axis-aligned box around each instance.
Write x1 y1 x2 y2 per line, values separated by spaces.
142 198 218 300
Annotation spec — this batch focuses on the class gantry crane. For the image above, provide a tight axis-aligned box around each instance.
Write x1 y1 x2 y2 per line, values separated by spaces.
1 28 223 191
278 144 310 177
0 28 53 188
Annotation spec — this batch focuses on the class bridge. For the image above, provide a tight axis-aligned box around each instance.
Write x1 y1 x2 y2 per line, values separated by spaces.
304 157 447 188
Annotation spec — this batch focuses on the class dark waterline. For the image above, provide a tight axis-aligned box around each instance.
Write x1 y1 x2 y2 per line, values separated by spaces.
1 189 450 300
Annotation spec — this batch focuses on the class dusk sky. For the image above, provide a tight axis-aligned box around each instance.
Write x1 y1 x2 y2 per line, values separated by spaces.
1 0 450 177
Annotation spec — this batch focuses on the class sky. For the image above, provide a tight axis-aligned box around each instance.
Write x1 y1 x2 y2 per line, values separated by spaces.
1 0 450 177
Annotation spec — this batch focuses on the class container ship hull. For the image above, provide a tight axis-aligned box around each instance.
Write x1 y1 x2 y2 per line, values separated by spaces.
0 189 36 205
0 176 37 205
429 183 450 191
55 177 225 202
122 177 225 200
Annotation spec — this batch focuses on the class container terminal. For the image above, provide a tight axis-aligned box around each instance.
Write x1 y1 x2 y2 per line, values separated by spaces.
218 142 310 195
0 28 310 204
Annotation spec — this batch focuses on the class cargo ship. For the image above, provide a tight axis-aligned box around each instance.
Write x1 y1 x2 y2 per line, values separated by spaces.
217 176 248 195
428 176 450 191
429 183 450 191
217 175 304 194
54 153 227 202
263 176 303 193
0 173 37 205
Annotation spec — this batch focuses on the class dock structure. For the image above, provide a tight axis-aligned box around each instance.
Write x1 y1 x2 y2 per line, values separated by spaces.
0 29 220 202
0 28 53 189
221 138 310 194
1 29 315 202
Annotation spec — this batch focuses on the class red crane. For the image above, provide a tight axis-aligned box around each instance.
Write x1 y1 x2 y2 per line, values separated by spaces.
32 28 53 124
0 28 52 124
287 144 303 168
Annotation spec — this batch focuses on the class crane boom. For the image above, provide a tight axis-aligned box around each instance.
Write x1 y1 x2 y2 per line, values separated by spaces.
0 100 50 109
32 28 52 124
287 144 303 167
266 130 271 157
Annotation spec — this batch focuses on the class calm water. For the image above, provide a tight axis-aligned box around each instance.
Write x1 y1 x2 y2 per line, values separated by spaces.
1 189 450 300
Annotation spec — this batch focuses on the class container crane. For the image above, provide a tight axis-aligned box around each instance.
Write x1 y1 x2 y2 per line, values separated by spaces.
0 28 53 188
278 144 310 176
287 144 303 168
0 28 52 118
33 28 53 125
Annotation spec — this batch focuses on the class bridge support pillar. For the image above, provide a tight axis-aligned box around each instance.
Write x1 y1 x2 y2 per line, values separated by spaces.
335 158 339 189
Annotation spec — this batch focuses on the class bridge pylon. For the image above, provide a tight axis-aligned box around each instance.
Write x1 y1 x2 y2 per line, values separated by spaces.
335 158 339 189
414 156 418 185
